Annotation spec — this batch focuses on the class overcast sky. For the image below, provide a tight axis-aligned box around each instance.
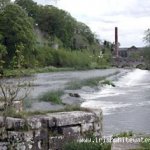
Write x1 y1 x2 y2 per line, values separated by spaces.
34 0 150 47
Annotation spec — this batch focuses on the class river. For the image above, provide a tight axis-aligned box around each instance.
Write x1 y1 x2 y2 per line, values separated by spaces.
81 69 150 136
1 68 150 136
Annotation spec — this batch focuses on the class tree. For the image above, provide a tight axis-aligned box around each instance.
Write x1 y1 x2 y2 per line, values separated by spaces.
15 0 39 20
76 22 95 45
142 29 150 69
0 4 36 67
36 5 76 48
143 28 150 46
0 77 31 140
0 0 10 11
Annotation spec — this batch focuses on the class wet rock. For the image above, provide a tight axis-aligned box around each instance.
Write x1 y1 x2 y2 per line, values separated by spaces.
69 93 80 98
61 94 84 105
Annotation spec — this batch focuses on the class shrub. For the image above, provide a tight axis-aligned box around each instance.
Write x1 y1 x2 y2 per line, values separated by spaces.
38 90 64 104
63 141 111 150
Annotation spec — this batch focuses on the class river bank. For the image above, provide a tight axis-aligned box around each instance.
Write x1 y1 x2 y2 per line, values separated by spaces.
2 65 111 77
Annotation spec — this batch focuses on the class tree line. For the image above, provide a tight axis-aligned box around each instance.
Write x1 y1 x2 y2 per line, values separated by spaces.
0 0 113 75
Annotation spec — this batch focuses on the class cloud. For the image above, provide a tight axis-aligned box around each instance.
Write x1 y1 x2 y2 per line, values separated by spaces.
34 0 150 47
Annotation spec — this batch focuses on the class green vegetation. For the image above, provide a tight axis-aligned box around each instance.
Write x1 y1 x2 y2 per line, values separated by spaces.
63 130 111 150
63 141 111 150
142 28 150 69
0 0 113 77
67 72 118 90
67 77 105 90
112 131 133 138
38 90 64 104
141 137 150 149
0 104 91 118
100 80 115 87
141 47 150 69
3 66 74 77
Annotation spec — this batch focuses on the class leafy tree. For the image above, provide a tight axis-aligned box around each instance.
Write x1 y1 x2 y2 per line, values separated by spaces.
11 43 25 69
36 5 76 47
0 4 36 67
0 44 7 76
143 28 150 46
0 0 10 11
142 29 150 69
15 0 39 20
76 22 95 45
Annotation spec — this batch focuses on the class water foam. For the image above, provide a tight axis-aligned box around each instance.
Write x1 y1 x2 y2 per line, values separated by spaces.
115 69 149 87
80 69 150 115
81 101 132 115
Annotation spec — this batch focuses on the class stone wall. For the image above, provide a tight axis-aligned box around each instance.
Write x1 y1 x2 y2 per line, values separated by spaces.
0 109 102 150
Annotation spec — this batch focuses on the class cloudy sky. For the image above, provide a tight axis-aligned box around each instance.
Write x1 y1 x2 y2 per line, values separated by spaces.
34 0 150 47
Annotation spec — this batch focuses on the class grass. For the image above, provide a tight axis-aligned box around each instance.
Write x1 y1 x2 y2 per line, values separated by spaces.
66 77 105 90
63 140 111 150
3 64 113 78
0 104 93 118
66 72 119 90
63 129 111 150
3 66 74 77
140 137 150 149
112 131 133 138
38 90 64 104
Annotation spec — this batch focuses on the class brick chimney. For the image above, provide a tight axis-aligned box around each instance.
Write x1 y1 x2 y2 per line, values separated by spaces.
115 27 119 57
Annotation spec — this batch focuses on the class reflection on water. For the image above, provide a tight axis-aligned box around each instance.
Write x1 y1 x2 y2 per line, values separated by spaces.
81 69 150 135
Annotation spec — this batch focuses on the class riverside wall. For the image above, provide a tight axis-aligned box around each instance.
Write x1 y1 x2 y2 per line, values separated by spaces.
0 109 102 150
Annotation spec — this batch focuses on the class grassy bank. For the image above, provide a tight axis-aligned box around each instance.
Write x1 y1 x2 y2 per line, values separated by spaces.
3 65 112 77
3 66 74 77
66 73 118 90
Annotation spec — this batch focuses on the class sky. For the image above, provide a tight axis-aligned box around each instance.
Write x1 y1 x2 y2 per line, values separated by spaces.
34 0 150 47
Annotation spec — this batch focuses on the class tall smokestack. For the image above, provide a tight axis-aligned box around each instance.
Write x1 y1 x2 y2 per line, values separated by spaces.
115 27 118 57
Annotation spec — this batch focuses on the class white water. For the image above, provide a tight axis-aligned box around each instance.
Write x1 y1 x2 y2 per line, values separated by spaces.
81 69 150 135
81 69 150 115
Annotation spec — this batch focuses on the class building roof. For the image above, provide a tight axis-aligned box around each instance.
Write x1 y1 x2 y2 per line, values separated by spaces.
119 46 144 51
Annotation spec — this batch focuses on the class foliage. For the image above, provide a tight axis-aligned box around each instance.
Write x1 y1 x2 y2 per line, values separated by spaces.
66 77 105 90
0 0 112 73
16 0 100 49
141 137 150 149
11 43 25 69
0 43 7 76
63 140 111 150
0 78 30 139
0 0 10 11
3 66 74 77
141 47 150 69
38 90 64 104
0 4 35 67
15 0 39 19
143 28 150 46
112 131 133 138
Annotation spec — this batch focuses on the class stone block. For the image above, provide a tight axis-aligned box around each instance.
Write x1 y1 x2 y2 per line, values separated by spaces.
81 123 94 133
27 116 42 129
62 126 81 136
7 131 33 149
46 111 97 126
6 117 25 130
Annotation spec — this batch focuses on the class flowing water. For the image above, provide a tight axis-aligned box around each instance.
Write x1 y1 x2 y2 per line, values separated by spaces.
81 69 150 136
